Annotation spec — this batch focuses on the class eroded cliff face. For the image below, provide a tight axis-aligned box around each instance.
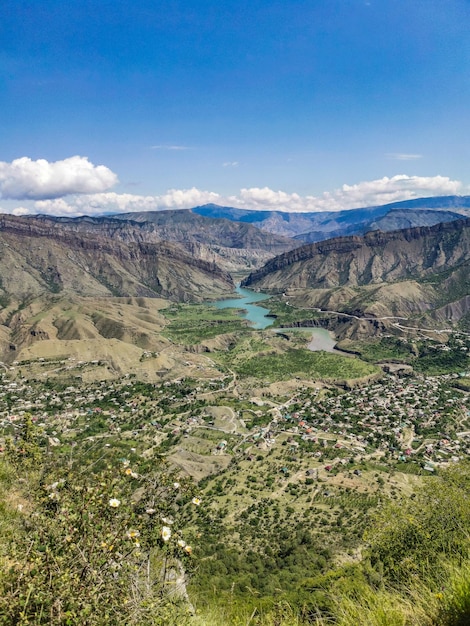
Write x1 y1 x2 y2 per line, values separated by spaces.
21 211 297 274
242 218 470 290
0 215 234 302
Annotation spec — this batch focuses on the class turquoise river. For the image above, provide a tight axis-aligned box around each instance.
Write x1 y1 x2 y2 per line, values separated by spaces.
212 285 337 352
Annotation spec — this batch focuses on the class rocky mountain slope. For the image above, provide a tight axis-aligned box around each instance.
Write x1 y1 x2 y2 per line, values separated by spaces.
241 218 470 333
110 209 296 273
0 214 234 302
242 218 470 290
0 214 237 367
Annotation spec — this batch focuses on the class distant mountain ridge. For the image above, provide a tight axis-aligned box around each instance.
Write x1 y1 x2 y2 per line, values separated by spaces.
25 210 296 275
192 196 470 240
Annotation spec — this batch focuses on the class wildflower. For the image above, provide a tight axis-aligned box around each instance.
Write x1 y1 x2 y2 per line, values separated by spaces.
184 545 192 555
130 471 139 479
161 526 171 542
109 498 121 508
145 508 156 515
124 468 132 475
161 516 174 525
191 497 201 506
134 541 140 548
177 539 186 548
173 482 180 489
126 529 140 540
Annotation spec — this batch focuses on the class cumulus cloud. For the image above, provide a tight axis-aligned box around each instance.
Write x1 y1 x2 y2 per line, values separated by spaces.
34 198 84 215
31 187 222 216
333 175 463 209
14 207 32 216
223 161 239 168
0 156 118 200
3 173 465 217
230 175 464 212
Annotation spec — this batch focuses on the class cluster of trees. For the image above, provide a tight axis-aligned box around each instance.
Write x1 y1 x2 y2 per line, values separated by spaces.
1 411 470 625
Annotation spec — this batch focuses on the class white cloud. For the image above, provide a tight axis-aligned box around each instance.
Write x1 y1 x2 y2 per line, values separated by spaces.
234 174 463 211
11 207 32 216
149 145 190 151
231 175 463 212
31 188 222 216
223 161 239 168
3 173 465 217
35 198 85 215
386 153 423 160
334 175 463 208
0 156 118 200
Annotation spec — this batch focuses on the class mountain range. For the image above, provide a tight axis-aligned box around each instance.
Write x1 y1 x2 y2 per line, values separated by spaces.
1 195 470 361
192 195 470 240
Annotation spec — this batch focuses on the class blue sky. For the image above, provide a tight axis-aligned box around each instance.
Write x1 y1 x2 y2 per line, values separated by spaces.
1 0 469 215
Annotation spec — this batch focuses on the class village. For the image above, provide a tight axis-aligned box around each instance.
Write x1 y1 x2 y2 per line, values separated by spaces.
0 355 469 486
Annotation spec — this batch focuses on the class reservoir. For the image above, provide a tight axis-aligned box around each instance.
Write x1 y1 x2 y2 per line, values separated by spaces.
212 285 273 329
213 286 338 352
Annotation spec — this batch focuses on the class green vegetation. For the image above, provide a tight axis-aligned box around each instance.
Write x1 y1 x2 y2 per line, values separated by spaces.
341 336 415 363
162 303 251 344
0 368 469 625
0 421 200 625
190 463 470 625
2 287 470 625
265 300 321 327
341 334 470 375
414 337 470 375
224 347 378 381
